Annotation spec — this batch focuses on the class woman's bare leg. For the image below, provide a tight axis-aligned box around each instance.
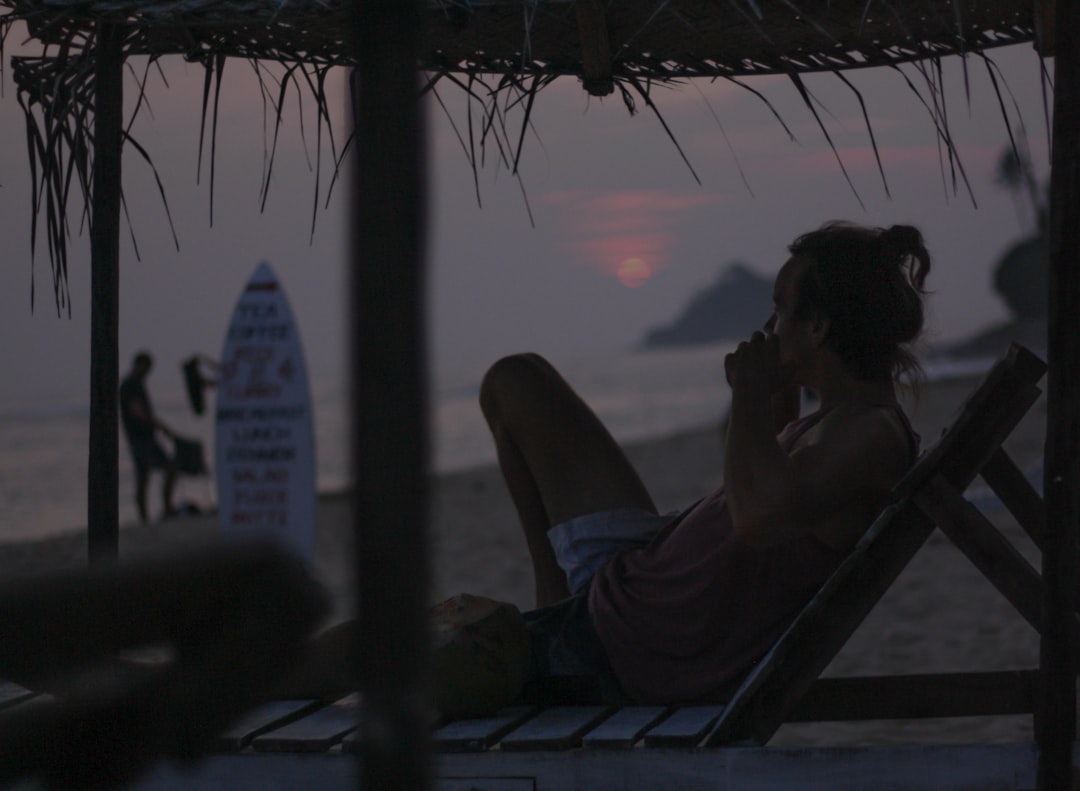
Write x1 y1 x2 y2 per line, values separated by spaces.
480 353 656 606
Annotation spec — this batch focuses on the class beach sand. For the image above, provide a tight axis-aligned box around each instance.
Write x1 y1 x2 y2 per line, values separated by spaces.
0 371 1050 747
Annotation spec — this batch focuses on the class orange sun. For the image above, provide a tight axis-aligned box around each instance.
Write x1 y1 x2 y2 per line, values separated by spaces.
616 257 653 288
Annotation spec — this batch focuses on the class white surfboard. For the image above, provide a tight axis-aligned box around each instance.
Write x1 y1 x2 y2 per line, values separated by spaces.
215 262 316 561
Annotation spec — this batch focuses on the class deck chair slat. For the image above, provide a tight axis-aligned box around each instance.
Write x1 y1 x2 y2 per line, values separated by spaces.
581 705 670 749
706 502 939 745
789 671 1038 721
642 705 725 747
213 700 323 751
0 682 35 712
705 344 1047 747
899 345 1045 496
922 379 1042 494
498 705 612 751
252 697 358 753
915 475 1045 633
432 705 540 753
980 446 1047 549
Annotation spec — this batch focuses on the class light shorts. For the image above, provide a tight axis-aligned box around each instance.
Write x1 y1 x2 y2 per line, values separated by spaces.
548 507 674 596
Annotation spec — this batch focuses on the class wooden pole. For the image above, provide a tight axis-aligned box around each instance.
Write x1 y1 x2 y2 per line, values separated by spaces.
1038 0 1080 783
350 1 430 789
87 22 124 564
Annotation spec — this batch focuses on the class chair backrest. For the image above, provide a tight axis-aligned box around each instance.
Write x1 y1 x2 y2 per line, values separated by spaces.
706 343 1047 746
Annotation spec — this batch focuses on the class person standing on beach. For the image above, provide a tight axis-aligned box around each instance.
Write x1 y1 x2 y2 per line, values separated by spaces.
120 351 179 523
477 221 929 705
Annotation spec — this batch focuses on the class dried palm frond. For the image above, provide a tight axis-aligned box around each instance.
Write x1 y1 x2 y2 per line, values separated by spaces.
0 0 1041 311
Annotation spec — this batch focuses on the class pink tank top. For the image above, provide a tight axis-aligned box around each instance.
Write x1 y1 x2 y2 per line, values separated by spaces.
588 405 917 704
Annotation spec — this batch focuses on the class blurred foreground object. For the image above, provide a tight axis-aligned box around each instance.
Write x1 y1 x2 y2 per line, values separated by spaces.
0 540 327 789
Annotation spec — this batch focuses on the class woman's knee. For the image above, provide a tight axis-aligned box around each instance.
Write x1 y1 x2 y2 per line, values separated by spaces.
479 353 554 416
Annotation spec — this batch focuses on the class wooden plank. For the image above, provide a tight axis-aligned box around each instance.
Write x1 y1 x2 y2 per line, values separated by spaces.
1036 0 1056 53
0 682 35 711
980 447 1047 550
252 697 358 753
705 347 1047 747
129 741 1072 791
340 728 362 754
917 475 1080 680
213 700 322 751
430 706 539 753
643 705 725 747
789 671 1037 721
575 0 613 95
897 344 1045 499
499 706 612 751
87 21 124 562
1042 0 1080 780
915 476 1045 633
705 502 938 746
581 706 670 749
0 691 51 730
352 0 430 789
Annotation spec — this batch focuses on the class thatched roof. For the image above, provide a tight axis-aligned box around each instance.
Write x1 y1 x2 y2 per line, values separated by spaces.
5 0 1041 86
0 0 1044 311
426 0 1039 91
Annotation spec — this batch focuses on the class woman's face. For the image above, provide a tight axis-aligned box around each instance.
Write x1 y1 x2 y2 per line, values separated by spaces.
763 256 822 379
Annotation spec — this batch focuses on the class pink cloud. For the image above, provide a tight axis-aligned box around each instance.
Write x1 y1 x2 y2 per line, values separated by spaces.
576 191 727 213
543 188 728 286
572 232 674 267
788 143 1003 176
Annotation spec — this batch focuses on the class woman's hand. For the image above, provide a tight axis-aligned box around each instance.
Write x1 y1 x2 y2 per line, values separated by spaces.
724 332 793 395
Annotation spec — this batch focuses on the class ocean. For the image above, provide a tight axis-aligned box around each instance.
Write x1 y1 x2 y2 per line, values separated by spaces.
0 342 742 543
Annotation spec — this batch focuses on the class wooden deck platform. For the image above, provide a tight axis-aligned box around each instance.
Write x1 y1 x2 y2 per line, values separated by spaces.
1 684 1063 790
126 743 1054 791
153 746 1061 791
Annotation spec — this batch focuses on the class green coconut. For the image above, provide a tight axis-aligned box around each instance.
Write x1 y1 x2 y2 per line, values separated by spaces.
430 594 532 720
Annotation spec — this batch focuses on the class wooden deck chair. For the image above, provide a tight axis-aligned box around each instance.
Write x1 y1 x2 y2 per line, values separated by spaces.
706 342 1049 746
38 343 1050 787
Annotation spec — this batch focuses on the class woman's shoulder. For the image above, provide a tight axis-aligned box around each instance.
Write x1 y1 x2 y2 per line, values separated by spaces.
805 401 913 455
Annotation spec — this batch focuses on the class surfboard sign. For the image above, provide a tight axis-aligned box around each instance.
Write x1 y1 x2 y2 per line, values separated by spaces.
215 262 316 561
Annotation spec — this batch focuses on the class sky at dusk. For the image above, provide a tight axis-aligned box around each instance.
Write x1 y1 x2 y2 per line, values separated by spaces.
0 37 1053 406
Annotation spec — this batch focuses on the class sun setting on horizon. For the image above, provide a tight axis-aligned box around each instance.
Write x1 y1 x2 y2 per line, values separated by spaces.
616 257 653 288
542 188 730 289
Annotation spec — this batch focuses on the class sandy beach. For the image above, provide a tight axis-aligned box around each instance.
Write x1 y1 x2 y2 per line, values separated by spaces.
0 370 1050 747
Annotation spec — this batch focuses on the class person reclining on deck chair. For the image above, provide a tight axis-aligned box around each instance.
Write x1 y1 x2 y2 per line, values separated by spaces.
473 220 929 707
289 221 931 715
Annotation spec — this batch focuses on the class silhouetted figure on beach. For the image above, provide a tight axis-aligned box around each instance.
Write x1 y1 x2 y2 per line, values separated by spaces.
182 354 219 416
284 221 935 716
120 351 179 522
0 224 939 789
474 221 930 706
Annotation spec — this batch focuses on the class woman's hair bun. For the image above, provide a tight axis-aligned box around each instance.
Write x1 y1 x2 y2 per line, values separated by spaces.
880 224 929 291
880 224 920 256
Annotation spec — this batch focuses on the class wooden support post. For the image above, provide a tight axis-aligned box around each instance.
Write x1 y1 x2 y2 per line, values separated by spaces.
87 22 124 564
791 670 1039 721
350 1 430 789
1035 0 1057 55
576 0 614 96
1039 0 1080 783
